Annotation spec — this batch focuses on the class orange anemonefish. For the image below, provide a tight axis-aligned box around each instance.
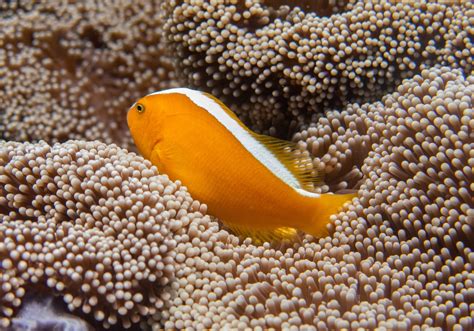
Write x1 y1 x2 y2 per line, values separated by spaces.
127 88 357 243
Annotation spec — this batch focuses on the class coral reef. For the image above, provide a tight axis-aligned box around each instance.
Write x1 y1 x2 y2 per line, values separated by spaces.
0 1 176 148
163 0 473 135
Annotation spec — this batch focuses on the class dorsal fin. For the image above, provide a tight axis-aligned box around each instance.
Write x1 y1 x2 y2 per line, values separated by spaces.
252 134 323 191
204 92 323 191
203 92 249 126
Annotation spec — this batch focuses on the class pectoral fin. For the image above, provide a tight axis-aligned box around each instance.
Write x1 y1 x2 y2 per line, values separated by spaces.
150 143 171 174
150 146 162 168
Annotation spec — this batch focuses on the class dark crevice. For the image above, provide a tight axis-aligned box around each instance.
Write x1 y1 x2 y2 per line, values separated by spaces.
263 0 355 17
81 25 106 49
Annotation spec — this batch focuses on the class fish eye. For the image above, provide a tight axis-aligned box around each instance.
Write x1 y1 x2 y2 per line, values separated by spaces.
136 103 145 113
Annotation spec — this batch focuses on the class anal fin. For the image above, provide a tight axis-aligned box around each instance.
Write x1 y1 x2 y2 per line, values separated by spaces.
226 223 298 245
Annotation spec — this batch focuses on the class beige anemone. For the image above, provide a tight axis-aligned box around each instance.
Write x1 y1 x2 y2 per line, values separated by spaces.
0 140 210 329
1 67 473 330
0 1 177 149
163 0 473 136
157 67 473 330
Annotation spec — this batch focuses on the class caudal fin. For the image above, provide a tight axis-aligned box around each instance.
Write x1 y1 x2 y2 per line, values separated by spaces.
301 192 358 238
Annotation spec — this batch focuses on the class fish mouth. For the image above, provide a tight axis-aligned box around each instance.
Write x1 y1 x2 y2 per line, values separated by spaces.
126 109 133 128
126 101 139 122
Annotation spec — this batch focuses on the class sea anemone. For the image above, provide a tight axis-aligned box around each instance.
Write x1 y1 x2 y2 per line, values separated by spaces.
0 140 209 329
0 1 176 149
1 67 471 330
163 0 473 135
158 66 474 330
1 1 473 330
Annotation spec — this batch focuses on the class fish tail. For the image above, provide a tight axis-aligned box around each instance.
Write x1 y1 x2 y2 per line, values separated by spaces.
301 192 358 238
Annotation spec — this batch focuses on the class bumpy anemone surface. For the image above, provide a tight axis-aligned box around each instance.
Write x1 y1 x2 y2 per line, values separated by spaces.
163 0 473 136
0 1 176 148
156 66 473 330
1 67 472 330
0 140 209 329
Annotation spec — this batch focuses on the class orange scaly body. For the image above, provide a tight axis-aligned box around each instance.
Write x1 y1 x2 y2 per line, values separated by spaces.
127 88 356 242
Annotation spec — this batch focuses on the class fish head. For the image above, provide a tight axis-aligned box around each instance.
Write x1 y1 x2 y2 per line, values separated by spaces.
127 94 165 159
128 88 220 158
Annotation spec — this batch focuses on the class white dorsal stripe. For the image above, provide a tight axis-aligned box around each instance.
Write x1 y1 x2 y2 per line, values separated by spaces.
149 88 320 198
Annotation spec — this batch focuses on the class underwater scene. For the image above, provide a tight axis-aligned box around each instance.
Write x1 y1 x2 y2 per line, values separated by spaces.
0 1 473 330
